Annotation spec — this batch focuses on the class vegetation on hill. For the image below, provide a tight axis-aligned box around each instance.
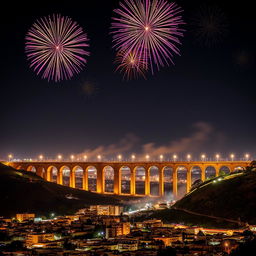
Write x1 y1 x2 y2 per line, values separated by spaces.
0 163 123 217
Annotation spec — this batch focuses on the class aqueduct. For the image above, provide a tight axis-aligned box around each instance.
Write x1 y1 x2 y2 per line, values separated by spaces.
8 161 250 198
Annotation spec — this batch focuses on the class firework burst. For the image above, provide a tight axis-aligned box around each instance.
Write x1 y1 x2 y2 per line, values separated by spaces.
115 50 148 79
81 80 98 98
190 4 228 47
111 0 185 75
25 14 90 82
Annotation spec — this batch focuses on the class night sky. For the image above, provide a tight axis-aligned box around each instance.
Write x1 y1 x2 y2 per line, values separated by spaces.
0 0 255 160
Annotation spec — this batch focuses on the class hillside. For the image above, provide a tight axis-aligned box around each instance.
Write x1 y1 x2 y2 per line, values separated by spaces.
0 163 124 217
152 167 256 228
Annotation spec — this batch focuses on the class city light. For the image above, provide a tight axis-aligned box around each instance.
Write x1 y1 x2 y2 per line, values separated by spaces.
83 155 87 161
230 154 235 161
159 155 163 161
224 241 230 246
70 155 74 161
8 154 13 161
39 155 43 161
131 154 136 161
201 154 206 161
97 155 102 161
57 155 62 161
216 154 220 161
118 154 122 161
245 154 250 160
187 154 191 161
146 155 150 161
173 154 177 161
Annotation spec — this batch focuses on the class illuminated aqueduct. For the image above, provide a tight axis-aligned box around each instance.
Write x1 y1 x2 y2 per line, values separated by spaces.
8 161 250 198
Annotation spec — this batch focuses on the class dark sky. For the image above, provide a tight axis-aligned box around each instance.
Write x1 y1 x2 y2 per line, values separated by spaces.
0 0 255 160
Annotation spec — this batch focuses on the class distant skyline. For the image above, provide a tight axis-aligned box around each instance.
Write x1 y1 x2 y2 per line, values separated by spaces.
0 0 255 159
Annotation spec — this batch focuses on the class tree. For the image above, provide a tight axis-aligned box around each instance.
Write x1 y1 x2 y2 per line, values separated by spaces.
157 247 176 256
219 170 228 176
230 238 256 256
63 239 76 250
6 240 24 250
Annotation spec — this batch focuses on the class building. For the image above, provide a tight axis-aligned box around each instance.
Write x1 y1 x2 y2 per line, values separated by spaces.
90 205 124 216
106 222 130 238
16 213 35 222
135 220 163 229
103 217 121 226
25 233 55 248
117 239 138 252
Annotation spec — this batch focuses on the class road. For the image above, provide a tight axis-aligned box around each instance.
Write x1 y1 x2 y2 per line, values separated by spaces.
172 206 246 226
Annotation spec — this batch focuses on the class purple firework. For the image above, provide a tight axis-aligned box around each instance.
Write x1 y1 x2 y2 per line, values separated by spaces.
25 14 90 82
111 0 185 74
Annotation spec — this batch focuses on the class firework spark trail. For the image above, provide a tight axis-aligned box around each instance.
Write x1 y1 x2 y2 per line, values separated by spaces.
25 14 90 82
111 0 185 75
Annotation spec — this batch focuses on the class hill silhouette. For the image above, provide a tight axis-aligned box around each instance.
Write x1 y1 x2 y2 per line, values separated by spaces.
0 163 124 217
152 165 256 228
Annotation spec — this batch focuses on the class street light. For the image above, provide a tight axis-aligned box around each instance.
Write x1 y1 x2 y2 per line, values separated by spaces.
173 154 177 161
187 154 191 161
131 154 136 161
201 154 206 161
83 155 87 161
146 155 150 161
216 154 220 161
8 154 13 162
39 155 43 161
230 154 235 161
97 155 102 161
118 154 122 161
245 154 250 161
224 241 230 254
159 155 163 161
70 155 74 161
57 155 62 161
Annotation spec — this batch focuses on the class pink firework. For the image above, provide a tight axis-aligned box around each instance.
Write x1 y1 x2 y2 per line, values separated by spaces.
115 50 148 79
111 0 185 74
25 14 90 82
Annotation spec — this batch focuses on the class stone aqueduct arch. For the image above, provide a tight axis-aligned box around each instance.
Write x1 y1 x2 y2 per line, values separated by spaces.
8 161 250 198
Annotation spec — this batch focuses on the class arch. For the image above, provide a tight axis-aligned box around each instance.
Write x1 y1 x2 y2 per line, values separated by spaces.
35 167 46 179
191 166 202 184
134 166 146 195
120 166 131 194
163 166 173 197
176 166 188 199
41 168 46 179
103 166 114 193
47 166 58 183
60 166 71 187
219 166 231 176
149 166 159 196
72 166 84 189
205 166 216 180
87 166 97 192
27 166 36 173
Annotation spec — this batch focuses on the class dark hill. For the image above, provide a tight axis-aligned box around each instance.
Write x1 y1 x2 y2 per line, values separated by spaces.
151 169 256 228
0 163 123 217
